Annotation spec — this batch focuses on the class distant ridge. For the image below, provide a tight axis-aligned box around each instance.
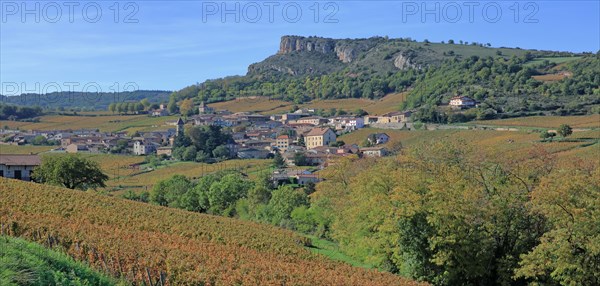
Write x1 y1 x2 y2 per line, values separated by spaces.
1 90 171 110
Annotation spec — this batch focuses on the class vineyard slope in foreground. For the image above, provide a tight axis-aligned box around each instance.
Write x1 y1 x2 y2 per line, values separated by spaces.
0 178 425 286
0 235 127 285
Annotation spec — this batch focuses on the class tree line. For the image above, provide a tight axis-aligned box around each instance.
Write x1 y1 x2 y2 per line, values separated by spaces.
0 103 44 120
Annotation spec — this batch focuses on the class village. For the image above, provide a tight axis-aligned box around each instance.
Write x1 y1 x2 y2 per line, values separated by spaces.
0 96 482 185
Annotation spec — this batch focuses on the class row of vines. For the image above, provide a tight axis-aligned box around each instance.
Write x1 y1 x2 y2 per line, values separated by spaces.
0 177 424 285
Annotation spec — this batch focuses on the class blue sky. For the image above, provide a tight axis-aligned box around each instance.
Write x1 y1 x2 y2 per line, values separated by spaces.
1 1 598 94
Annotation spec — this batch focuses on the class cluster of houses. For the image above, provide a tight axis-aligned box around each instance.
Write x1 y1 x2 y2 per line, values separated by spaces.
1 102 407 183
180 105 402 165
0 127 179 156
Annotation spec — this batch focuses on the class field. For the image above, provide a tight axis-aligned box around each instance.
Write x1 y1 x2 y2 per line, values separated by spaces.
532 73 570 82
339 127 599 163
208 97 292 114
470 114 600 129
103 159 272 192
35 153 271 193
208 92 407 115
0 178 424 286
0 114 179 133
0 235 123 286
0 144 56 154
306 92 408 115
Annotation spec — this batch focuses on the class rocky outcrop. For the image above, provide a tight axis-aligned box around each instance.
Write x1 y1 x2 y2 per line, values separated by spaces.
334 46 356 63
250 36 421 76
279 36 359 63
278 36 335 54
394 54 415 70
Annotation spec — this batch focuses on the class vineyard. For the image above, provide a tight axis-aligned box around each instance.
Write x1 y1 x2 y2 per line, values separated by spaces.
339 128 599 163
207 92 408 116
0 178 424 286
470 114 600 129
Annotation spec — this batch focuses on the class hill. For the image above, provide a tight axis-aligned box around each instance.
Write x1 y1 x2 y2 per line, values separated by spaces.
248 35 551 77
170 35 597 119
1 90 171 111
0 178 424 286
0 235 125 286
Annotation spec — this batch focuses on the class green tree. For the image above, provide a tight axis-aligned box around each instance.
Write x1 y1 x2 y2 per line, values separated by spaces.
247 173 272 206
110 139 129 154
140 98 151 110
212 145 230 160
182 146 197 161
108 103 116 114
122 190 149 203
135 102 144 113
31 135 48 146
273 152 286 168
127 102 135 114
267 185 308 226
149 175 192 208
540 130 556 141
33 155 108 190
195 150 210 163
167 94 178 114
145 154 161 169
293 152 308 166
206 173 251 215
557 124 573 138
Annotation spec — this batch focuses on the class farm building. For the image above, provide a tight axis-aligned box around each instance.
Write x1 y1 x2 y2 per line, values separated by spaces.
0 154 41 181
361 147 389 157
449 96 476 109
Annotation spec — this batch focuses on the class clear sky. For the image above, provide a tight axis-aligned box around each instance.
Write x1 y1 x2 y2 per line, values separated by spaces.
1 1 598 94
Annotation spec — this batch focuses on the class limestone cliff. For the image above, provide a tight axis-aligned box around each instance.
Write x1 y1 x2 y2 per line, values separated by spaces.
248 35 426 76
278 36 358 63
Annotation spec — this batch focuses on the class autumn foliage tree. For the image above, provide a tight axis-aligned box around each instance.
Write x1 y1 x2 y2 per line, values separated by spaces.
515 161 599 285
309 141 598 285
178 98 195 117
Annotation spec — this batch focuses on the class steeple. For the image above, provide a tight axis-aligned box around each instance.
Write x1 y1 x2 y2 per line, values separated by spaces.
176 117 184 134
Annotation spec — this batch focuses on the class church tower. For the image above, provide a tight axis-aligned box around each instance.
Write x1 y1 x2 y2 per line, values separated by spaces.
176 117 184 134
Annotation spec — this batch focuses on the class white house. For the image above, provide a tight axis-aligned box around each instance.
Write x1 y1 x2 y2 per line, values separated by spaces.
330 117 365 129
133 141 157 156
368 133 390 145
0 154 41 181
449 96 476 108
361 147 389 157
